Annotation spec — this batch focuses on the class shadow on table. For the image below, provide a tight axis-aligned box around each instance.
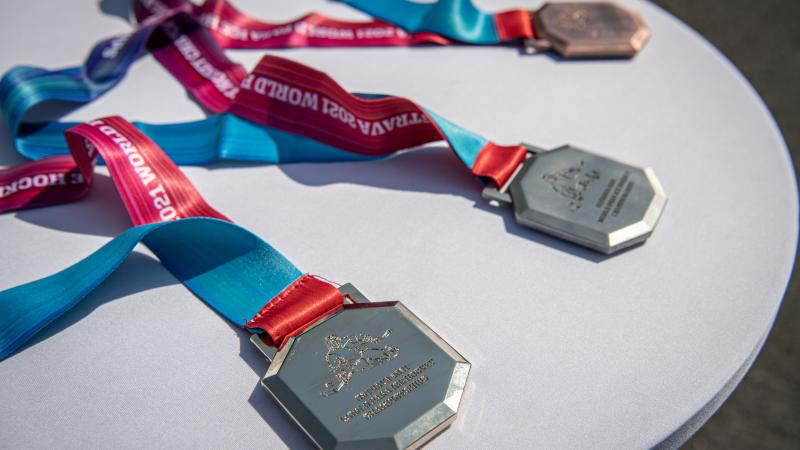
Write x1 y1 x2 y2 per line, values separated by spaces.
99 0 132 22
4 143 618 262
273 146 617 263
11 171 134 237
231 324 316 449
0 118 34 167
197 147 614 262
8 252 176 355
0 100 617 261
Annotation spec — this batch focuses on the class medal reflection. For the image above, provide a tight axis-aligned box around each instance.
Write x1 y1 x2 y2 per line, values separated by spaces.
526 2 650 57
251 284 470 450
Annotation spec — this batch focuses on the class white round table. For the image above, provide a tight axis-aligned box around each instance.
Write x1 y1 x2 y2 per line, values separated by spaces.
0 0 796 448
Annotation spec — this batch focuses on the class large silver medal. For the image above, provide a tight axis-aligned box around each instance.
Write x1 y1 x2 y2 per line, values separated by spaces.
251 284 470 449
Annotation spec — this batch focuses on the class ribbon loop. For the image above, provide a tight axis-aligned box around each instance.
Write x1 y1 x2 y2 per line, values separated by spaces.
245 274 345 348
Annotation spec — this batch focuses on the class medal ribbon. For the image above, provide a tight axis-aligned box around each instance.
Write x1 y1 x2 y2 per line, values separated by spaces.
1 7 527 215
136 0 534 48
1 0 535 154
0 0 534 361
0 116 344 360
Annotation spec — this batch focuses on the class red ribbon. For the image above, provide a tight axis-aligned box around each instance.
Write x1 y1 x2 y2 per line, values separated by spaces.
245 274 345 348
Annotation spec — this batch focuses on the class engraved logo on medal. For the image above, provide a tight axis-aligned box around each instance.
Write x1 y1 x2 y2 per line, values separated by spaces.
554 7 590 31
321 329 399 397
321 328 438 424
547 4 635 41
543 160 600 211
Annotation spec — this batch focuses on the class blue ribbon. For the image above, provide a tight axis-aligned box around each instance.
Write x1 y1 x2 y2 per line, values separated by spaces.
337 0 501 43
0 218 302 360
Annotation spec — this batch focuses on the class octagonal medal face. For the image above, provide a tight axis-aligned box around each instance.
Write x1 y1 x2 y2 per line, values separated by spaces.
262 302 470 450
533 2 650 57
508 146 666 254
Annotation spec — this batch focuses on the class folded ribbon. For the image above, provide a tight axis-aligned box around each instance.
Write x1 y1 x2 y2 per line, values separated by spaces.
136 0 533 48
0 116 342 360
1 4 527 215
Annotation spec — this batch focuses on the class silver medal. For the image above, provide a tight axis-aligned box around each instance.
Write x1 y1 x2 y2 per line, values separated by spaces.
484 144 667 254
251 284 470 449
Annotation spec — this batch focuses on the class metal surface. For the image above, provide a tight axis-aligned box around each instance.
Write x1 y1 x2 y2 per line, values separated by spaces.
483 144 667 254
530 2 650 58
253 285 470 449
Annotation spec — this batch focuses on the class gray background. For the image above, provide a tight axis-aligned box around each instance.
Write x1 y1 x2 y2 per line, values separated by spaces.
0 0 797 448
649 1 799 448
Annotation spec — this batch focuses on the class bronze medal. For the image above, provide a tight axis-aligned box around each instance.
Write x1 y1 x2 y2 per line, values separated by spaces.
528 2 650 58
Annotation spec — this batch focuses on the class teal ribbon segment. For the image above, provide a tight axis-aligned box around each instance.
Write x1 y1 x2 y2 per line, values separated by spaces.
423 107 486 168
336 0 500 43
0 218 302 360
11 108 487 168
16 114 379 165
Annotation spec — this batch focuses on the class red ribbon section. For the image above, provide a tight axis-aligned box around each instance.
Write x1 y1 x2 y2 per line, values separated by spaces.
145 12 248 113
65 117 229 225
137 0 533 49
494 9 535 42
0 156 89 213
229 54 527 186
192 0 451 48
1 116 228 223
245 274 345 347
229 55 441 155
472 142 528 187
